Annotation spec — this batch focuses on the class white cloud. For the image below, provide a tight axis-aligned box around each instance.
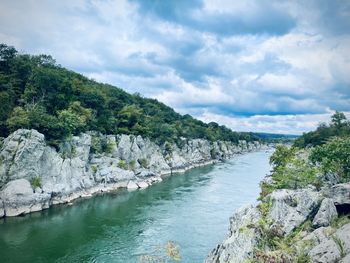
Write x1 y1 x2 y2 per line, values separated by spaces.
199 111 350 135
0 0 349 134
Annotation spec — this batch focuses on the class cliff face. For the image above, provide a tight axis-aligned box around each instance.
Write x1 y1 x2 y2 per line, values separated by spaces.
205 177 350 262
0 129 262 217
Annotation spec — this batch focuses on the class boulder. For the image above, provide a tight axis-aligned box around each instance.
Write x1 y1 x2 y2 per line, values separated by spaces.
313 198 338 227
309 238 341 263
268 188 321 235
334 223 350 253
137 181 149 188
205 205 261 263
127 181 138 190
327 183 350 205
340 254 350 263
0 179 50 216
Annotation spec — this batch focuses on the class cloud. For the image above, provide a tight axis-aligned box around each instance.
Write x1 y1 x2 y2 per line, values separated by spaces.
199 111 350 135
0 0 349 134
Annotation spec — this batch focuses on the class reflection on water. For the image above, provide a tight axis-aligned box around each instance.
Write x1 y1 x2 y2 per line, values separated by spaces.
0 151 272 263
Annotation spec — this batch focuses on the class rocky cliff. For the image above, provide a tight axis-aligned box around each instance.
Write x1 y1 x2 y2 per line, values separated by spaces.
0 129 262 217
206 166 350 262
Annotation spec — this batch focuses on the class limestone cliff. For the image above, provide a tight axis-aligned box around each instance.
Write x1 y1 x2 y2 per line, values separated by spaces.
0 129 262 217
205 177 350 262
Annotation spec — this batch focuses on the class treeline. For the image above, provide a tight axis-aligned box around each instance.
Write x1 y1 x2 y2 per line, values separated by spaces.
293 111 350 147
0 44 259 146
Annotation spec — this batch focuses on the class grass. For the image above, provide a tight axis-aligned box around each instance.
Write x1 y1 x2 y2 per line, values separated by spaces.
30 176 42 188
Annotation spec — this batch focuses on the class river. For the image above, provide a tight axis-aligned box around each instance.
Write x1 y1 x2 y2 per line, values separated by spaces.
0 150 272 263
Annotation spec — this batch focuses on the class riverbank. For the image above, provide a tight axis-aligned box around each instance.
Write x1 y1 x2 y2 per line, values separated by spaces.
205 145 350 263
0 129 266 218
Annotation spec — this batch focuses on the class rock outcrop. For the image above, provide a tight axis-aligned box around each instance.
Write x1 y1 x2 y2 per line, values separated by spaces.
205 205 261 263
206 182 350 263
0 129 263 217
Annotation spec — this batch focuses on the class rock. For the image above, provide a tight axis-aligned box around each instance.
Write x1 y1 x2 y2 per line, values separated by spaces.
303 226 333 246
137 181 149 188
127 181 138 190
0 128 261 217
268 188 321 235
340 254 350 263
205 205 261 263
313 198 338 227
309 238 341 263
334 223 350 253
0 179 50 216
327 183 350 205
0 199 4 218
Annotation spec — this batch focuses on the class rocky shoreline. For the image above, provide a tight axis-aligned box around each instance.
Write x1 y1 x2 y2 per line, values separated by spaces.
0 129 264 218
205 169 350 262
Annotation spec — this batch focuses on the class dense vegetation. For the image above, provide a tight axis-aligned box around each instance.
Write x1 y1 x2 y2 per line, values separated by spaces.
0 44 259 146
255 112 350 262
293 111 350 147
260 112 350 197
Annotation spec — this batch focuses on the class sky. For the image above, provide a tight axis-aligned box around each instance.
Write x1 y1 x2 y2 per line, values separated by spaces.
0 0 350 135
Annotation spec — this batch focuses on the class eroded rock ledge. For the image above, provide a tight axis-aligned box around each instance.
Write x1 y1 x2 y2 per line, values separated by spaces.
205 182 350 263
0 129 264 217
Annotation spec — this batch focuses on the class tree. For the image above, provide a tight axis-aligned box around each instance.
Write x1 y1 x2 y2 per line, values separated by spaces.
331 111 347 128
58 101 92 135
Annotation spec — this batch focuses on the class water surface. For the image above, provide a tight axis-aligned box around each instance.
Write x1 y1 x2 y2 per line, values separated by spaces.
0 150 272 263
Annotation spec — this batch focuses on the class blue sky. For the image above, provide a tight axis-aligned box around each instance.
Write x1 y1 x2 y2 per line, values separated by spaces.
1 0 349 134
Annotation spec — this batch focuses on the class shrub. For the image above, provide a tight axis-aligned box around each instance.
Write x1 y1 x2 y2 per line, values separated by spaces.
118 160 127 169
138 158 149 168
91 165 97 174
31 176 42 188
310 136 350 182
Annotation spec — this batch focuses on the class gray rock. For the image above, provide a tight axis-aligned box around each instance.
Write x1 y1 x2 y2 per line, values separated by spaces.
340 253 350 263
205 205 261 263
309 238 341 263
313 198 338 227
0 129 262 217
0 179 50 216
268 188 321 235
334 223 350 254
127 181 138 190
327 183 350 205
0 199 4 218
137 181 149 189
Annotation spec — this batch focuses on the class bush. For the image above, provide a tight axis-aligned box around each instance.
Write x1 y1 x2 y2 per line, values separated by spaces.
269 146 321 190
138 158 149 168
30 176 42 188
310 136 350 182
118 160 127 169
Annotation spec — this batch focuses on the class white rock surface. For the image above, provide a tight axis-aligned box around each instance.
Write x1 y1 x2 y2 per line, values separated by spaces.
205 205 261 263
0 129 261 217
127 181 138 190
268 188 321 235
313 198 338 227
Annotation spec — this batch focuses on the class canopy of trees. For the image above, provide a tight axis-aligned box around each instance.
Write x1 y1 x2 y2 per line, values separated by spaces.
293 111 350 148
0 44 259 146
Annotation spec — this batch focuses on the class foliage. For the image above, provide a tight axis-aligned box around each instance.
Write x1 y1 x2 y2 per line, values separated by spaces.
294 111 350 148
139 158 149 169
310 136 350 182
268 146 321 192
118 160 127 169
91 165 98 174
0 44 261 145
30 176 42 188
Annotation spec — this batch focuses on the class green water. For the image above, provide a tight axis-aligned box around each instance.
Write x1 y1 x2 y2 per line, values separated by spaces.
0 151 272 263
